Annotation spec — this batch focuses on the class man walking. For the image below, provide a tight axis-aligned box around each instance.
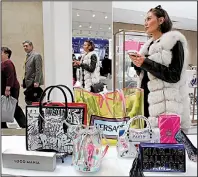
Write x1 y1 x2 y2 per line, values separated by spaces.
22 40 44 105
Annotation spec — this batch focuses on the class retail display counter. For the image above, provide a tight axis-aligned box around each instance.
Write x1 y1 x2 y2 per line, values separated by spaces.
2 135 197 176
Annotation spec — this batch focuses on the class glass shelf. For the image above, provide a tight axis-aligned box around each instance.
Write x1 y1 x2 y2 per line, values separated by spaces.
113 29 149 90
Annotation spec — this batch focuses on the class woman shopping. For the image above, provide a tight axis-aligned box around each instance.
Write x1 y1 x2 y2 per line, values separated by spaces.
129 5 191 129
73 40 100 92
1 47 26 128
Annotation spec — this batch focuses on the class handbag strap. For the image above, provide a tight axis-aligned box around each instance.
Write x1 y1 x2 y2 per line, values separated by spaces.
47 85 74 102
38 85 69 133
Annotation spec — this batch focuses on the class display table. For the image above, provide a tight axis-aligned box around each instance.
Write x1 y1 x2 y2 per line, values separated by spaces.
2 135 197 176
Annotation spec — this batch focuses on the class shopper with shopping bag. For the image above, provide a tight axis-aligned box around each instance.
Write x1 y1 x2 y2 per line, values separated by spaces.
1 47 26 128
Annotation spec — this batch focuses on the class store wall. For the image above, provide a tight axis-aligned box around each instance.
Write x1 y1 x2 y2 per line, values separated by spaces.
113 22 197 66
2 1 44 108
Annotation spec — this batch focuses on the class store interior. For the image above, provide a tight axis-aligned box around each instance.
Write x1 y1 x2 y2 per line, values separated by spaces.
72 1 112 90
1 1 197 176
113 1 197 132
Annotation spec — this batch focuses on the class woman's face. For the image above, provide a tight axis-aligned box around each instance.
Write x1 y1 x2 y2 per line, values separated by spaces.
144 11 162 34
83 42 90 52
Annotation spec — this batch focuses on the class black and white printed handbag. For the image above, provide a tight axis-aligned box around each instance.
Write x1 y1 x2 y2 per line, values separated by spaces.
26 85 87 155
117 115 160 158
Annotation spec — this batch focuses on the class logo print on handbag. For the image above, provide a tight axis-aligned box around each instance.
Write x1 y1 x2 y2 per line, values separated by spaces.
166 129 172 137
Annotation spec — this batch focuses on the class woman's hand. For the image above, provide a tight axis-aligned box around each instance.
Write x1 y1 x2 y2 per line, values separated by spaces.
5 86 11 96
73 60 81 66
129 53 145 67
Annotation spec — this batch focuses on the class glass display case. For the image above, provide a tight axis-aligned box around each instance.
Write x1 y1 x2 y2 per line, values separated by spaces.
113 29 149 90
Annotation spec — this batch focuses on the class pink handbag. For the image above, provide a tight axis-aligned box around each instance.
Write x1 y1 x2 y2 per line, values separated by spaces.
158 114 180 143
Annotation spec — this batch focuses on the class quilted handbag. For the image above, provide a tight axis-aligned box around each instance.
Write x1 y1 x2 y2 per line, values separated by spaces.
72 125 109 172
117 115 160 158
158 114 181 143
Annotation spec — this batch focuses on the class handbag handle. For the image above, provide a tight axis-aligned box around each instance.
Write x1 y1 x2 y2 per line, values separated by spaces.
47 84 74 102
38 85 68 133
125 115 152 133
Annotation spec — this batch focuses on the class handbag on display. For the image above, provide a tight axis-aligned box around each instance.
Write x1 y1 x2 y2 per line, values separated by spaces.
158 114 180 143
74 88 145 145
72 125 109 172
1 95 17 122
26 85 87 154
117 115 160 158
139 143 186 172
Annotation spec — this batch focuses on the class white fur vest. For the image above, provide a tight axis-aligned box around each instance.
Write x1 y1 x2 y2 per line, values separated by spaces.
138 31 191 129
79 51 100 91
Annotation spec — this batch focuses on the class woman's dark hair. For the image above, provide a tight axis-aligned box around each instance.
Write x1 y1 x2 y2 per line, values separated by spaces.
1 47 12 59
85 40 95 51
149 5 172 33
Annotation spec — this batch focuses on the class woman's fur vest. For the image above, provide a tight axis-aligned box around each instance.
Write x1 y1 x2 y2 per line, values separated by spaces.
138 31 191 129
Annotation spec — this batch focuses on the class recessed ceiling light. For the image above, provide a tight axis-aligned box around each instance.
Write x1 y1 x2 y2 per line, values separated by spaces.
79 25 82 28
100 27 102 30
77 13 80 17
89 26 92 29
92 14 95 17
108 27 111 30
140 14 144 17
105 16 108 19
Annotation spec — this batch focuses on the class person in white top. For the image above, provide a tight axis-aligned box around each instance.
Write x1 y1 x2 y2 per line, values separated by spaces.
73 40 100 92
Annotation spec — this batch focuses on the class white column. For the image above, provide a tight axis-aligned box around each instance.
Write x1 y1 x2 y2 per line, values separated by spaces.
42 1 73 102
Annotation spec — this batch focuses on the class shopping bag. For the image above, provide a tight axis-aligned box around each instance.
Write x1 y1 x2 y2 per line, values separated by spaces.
72 125 109 172
74 88 144 145
1 95 17 122
74 88 103 124
158 114 180 143
26 85 87 154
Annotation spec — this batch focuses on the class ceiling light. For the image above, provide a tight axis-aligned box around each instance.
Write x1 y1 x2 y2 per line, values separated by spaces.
89 25 92 29
105 16 108 19
108 27 111 30
100 27 102 30
77 13 80 17
79 25 82 28
92 14 95 17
